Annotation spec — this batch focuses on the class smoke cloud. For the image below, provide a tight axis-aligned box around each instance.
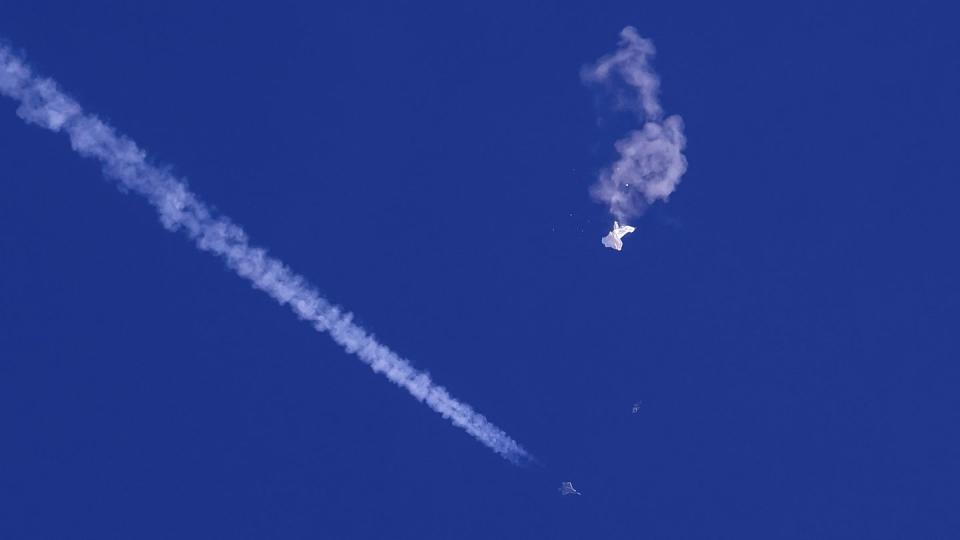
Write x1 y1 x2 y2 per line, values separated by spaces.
0 44 529 464
582 27 687 222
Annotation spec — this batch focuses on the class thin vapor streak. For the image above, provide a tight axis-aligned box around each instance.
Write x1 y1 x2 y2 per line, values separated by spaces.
0 45 528 463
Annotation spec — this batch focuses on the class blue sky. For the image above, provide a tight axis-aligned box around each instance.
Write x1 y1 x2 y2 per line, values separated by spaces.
1 1 957 538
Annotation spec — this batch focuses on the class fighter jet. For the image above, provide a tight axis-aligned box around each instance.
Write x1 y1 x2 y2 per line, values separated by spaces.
558 481 581 496
601 221 636 251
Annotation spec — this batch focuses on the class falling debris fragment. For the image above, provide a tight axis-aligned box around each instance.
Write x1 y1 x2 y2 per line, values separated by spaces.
601 221 636 251
559 481 582 496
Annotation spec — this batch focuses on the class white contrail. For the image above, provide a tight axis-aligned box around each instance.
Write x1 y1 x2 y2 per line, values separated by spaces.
0 44 529 464
582 27 687 224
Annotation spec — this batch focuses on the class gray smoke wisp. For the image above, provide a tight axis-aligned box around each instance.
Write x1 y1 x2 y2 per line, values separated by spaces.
582 27 687 222
0 45 529 464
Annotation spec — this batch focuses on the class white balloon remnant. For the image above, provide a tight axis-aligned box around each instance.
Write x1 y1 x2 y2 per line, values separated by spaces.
601 221 636 251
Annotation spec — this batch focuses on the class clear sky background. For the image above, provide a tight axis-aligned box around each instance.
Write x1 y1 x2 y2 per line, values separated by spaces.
1 1 957 538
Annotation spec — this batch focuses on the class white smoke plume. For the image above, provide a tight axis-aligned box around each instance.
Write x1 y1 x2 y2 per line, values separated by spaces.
582 27 687 223
0 45 529 464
